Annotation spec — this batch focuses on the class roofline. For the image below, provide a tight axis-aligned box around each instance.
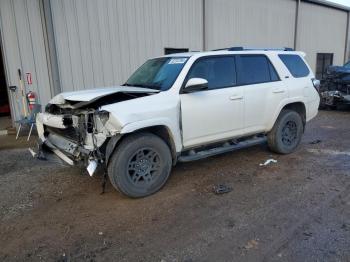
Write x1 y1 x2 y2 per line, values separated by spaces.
305 0 350 12
159 49 305 59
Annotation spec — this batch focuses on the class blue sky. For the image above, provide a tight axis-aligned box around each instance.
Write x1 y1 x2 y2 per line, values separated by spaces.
325 0 350 8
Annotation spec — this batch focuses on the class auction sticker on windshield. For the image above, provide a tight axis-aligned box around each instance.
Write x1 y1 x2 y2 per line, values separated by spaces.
168 58 187 64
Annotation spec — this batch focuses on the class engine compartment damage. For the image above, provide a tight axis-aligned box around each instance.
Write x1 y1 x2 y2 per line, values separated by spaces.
35 87 158 177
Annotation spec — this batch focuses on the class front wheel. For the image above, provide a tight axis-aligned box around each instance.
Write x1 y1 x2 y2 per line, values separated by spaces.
267 109 304 154
108 133 172 198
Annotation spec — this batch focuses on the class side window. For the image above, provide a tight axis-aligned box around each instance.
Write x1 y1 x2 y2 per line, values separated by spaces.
237 55 273 85
279 54 310 78
269 62 279 81
186 56 236 90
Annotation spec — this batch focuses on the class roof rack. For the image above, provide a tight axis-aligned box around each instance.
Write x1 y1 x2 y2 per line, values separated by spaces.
213 46 294 51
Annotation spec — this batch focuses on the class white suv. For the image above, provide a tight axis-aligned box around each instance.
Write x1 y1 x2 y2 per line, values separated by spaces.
36 47 320 197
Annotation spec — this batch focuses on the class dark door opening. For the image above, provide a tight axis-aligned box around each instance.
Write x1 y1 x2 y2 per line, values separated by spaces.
0 41 12 130
164 47 189 55
316 53 333 80
0 43 9 115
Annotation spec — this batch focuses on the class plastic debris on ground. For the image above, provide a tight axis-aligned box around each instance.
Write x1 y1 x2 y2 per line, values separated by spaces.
259 159 277 166
244 239 259 250
309 139 322 144
213 184 232 195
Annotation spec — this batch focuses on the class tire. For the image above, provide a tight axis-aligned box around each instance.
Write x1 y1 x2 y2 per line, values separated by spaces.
108 132 172 198
267 109 303 154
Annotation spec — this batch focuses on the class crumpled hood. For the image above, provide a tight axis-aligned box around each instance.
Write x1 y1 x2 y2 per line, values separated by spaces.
50 85 159 105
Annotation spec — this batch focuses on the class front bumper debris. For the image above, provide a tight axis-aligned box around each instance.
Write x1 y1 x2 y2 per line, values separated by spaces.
33 111 111 175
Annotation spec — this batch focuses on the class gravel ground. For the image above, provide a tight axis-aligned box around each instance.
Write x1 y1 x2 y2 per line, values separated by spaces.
0 110 349 262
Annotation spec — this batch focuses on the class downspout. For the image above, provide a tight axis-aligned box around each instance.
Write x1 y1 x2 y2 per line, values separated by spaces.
344 11 350 63
40 0 61 95
202 0 206 51
294 0 301 50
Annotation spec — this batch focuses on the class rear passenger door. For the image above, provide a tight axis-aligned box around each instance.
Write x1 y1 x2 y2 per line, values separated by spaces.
180 56 244 148
236 55 287 133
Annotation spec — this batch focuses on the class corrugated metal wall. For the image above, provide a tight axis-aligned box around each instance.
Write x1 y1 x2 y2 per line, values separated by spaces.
205 0 296 50
0 0 52 121
297 1 348 71
1 0 350 125
50 0 203 92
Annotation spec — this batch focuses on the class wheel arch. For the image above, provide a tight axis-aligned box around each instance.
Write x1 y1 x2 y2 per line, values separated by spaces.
268 100 307 131
105 125 179 166
282 102 306 127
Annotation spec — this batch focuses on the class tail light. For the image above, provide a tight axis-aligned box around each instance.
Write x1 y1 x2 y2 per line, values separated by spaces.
312 78 320 92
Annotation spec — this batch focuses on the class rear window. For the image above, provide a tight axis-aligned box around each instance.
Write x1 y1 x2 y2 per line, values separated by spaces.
237 55 279 85
279 54 310 78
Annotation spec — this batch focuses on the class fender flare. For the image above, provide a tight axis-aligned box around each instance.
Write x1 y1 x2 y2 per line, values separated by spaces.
266 97 307 131
105 121 181 166
105 135 122 165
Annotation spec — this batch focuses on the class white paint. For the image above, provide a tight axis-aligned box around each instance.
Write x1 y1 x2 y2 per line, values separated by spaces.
50 86 159 104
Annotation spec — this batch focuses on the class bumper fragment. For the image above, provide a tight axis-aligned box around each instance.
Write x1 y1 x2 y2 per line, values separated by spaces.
29 141 74 165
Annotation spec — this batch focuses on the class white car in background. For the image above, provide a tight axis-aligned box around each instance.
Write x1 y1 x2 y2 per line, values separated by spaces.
35 47 320 198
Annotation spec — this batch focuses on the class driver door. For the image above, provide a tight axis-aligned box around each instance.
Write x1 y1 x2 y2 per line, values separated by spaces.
180 56 244 148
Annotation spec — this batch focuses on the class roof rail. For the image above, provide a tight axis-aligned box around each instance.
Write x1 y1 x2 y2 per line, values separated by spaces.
213 47 294 51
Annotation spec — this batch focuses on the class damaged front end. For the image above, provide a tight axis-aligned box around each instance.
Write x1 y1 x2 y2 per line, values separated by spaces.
34 86 158 176
36 107 116 175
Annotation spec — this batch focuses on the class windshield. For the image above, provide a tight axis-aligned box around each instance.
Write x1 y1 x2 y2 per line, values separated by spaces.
124 57 188 91
344 61 350 68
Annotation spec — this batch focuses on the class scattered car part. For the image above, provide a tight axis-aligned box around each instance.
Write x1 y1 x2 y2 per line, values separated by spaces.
259 159 277 166
213 184 232 195
87 160 98 176
309 139 322 144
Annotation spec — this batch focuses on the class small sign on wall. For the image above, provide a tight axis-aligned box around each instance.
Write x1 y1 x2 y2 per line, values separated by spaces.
26 72 32 85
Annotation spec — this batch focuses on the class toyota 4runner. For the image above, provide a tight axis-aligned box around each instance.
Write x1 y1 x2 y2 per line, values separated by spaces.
35 47 320 198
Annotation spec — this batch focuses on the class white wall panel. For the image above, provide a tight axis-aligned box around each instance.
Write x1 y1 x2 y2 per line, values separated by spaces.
205 0 296 50
298 2 348 71
51 0 203 91
0 0 52 122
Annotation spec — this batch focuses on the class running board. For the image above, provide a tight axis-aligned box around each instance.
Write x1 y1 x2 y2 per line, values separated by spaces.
178 136 267 162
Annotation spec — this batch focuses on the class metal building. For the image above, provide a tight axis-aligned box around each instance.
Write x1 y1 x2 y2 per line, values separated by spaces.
0 0 349 129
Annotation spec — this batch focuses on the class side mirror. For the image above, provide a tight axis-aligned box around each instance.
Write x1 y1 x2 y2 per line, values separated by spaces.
183 78 208 93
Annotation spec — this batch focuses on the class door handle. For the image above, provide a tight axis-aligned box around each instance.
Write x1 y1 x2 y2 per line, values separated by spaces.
229 95 243 100
273 89 285 94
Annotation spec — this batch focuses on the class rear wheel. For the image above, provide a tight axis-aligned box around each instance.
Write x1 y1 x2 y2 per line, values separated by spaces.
267 109 303 154
108 132 172 198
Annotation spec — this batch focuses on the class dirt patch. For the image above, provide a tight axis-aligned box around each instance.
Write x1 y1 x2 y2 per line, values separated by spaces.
0 110 350 261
